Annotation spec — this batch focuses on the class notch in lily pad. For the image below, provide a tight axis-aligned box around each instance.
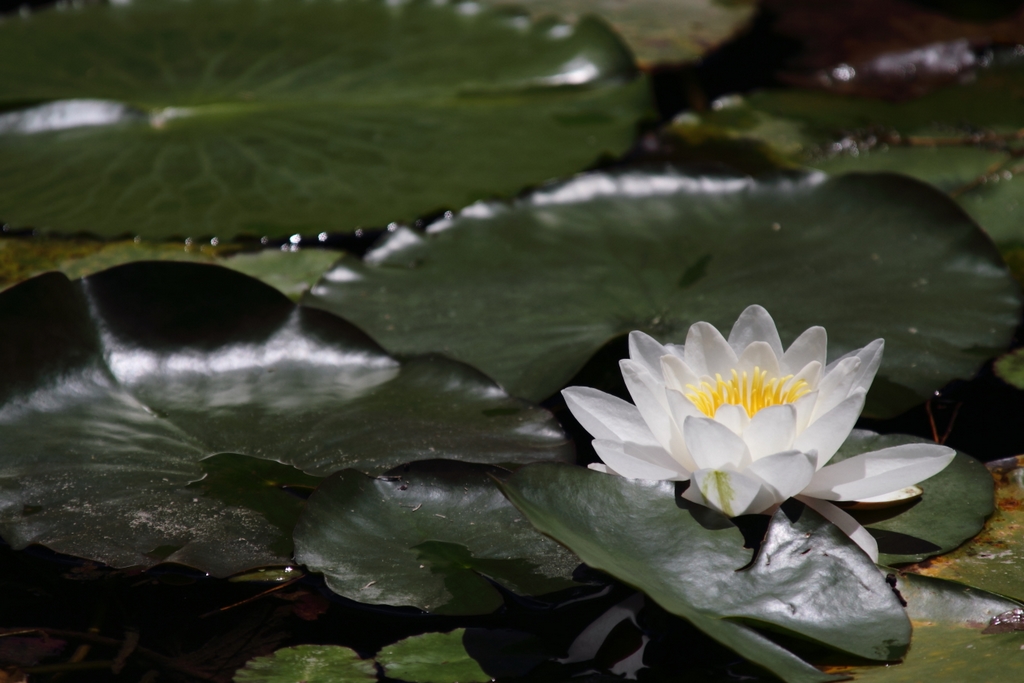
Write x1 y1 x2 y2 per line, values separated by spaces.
293 460 585 615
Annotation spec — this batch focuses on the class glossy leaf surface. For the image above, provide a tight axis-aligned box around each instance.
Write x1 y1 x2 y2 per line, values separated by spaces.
501 463 911 682
0 0 650 239
836 431 993 566
475 0 756 64
377 629 491 683
234 644 376 683
293 460 582 615
306 169 1021 416
0 262 569 574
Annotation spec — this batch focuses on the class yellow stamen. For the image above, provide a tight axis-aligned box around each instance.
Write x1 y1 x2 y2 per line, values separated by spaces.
684 366 810 418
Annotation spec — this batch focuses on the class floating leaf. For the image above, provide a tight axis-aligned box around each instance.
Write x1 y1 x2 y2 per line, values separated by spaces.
306 169 1021 416
835 430 993 566
0 0 650 240
475 0 756 64
501 463 911 683
293 460 581 615
834 572 1024 681
234 644 376 683
671 53 1024 244
994 347 1024 389
0 262 570 575
906 456 1024 602
222 249 343 301
377 629 491 683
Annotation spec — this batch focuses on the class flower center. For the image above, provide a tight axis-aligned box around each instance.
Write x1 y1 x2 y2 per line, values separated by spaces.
684 367 810 418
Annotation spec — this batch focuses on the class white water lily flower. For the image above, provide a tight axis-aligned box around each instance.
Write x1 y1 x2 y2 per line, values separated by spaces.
562 305 955 561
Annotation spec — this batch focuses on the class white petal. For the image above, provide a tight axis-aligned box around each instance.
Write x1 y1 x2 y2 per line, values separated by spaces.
592 439 689 481
683 416 751 470
728 305 784 358
780 326 827 375
744 404 797 460
713 403 749 436
735 341 782 377
661 354 701 394
797 495 878 562
802 444 956 501
820 339 883 407
685 468 776 516
812 356 862 421
793 392 866 469
666 387 704 425
664 390 701 472
588 462 617 475
684 321 738 377
562 386 659 447
745 449 817 501
620 360 673 451
628 330 670 379
788 360 822 394
847 339 884 397
792 390 818 434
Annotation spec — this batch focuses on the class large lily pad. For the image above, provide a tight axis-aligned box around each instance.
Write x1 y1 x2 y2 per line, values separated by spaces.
671 51 1024 244
907 456 1024 602
293 460 582 615
475 0 757 64
0 262 570 575
0 0 650 240
835 430 993 566
305 169 1021 416
501 463 911 683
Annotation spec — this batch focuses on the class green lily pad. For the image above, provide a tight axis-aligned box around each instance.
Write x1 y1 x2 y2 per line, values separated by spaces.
0 262 570 575
293 460 582 615
501 463 911 683
234 644 377 683
907 456 1024 603
377 629 491 683
834 430 994 566
305 169 1021 416
835 573 1024 681
670 52 1024 244
994 347 1024 389
475 0 757 64
0 236 341 302
0 0 650 240
222 249 343 301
